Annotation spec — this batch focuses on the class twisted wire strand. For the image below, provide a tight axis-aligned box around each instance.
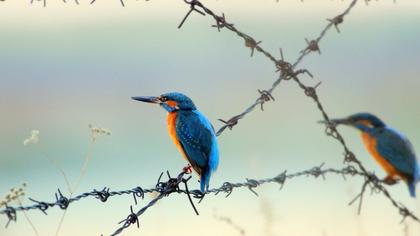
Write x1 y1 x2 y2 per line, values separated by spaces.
177 0 419 223
109 164 366 235
1 164 367 235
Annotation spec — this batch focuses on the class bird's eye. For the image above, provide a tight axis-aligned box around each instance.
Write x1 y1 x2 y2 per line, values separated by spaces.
160 97 168 102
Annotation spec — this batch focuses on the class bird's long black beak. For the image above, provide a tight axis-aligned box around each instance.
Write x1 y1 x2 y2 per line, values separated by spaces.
132 96 161 104
317 118 351 126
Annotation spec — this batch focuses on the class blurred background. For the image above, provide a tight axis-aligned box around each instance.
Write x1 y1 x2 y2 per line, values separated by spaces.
0 0 419 235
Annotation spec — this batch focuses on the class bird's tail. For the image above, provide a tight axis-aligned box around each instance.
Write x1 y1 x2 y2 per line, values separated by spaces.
408 181 417 198
200 171 211 193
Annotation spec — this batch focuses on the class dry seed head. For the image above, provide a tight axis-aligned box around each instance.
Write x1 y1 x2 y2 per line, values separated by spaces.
23 130 40 146
89 124 112 140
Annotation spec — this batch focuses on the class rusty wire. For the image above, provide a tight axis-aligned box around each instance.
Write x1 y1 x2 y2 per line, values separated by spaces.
175 0 354 136
6 0 394 7
25 0 148 7
0 164 368 235
177 0 419 224
28 0 80 7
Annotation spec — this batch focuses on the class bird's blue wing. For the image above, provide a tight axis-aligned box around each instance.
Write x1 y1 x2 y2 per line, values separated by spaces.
375 128 418 179
175 110 216 176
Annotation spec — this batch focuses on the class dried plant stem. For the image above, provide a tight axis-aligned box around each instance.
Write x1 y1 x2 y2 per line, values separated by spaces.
38 145 72 195
54 138 96 236
17 198 39 236
72 139 96 193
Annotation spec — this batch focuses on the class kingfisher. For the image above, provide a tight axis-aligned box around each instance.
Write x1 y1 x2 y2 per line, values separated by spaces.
323 113 420 197
132 92 219 193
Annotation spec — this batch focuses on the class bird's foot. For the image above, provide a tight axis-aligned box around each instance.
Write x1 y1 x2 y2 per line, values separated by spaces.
383 176 398 185
183 164 193 174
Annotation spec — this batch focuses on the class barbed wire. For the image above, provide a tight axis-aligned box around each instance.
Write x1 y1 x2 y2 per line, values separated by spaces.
176 0 420 223
175 0 356 135
0 0 418 235
1 0 391 7
0 164 368 235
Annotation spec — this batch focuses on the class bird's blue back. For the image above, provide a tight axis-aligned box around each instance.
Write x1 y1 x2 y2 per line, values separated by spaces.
175 110 219 192
370 127 420 196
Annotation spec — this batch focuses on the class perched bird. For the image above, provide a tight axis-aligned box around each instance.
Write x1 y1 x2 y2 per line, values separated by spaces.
323 113 419 197
132 92 219 192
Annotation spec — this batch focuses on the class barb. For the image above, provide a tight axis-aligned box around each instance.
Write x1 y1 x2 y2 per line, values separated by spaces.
109 170 198 236
90 0 125 6
173 2 308 135
29 0 80 7
178 0 419 223
176 0 352 135
26 0 155 7
0 185 156 216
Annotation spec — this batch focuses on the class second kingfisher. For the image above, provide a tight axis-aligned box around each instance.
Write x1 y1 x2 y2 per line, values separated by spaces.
323 113 420 197
132 92 219 193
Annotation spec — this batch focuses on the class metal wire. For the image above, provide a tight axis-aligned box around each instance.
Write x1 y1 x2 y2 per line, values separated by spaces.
0 164 369 236
177 0 420 224
1 1 418 236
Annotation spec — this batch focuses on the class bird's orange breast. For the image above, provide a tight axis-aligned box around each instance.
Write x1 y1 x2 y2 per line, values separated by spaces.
167 112 188 161
361 132 399 177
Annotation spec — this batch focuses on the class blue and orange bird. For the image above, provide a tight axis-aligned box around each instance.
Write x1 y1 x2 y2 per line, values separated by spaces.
325 113 420 197
132 92 219 193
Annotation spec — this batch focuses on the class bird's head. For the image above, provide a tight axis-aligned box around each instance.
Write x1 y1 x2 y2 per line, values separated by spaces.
320 112 386 130
132 92 196 112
